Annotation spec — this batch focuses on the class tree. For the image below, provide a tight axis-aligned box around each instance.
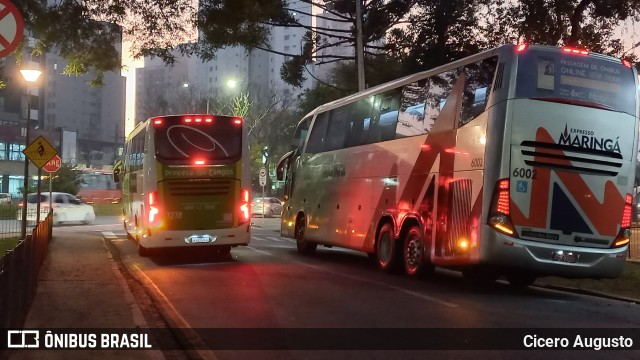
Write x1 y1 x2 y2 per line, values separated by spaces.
49 164 83 195
483 0 640 56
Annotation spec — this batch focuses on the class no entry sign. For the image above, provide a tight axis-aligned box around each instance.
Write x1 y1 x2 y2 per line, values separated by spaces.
0 0 23 58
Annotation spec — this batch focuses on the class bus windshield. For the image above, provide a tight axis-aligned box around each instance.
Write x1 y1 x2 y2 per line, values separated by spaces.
154 115 242 162
515 49 637 115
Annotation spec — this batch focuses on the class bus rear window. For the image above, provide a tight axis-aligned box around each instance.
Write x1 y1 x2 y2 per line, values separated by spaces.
515 50 637 115
154 116 242 163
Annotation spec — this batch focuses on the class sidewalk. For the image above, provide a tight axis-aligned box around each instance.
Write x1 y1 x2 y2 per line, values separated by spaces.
7 232 162 360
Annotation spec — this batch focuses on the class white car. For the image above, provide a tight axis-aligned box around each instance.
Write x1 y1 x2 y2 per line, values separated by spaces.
17 192 95 225
251 197 283 217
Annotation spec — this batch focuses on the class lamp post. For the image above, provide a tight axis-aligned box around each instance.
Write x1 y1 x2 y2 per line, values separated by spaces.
20 68 42 239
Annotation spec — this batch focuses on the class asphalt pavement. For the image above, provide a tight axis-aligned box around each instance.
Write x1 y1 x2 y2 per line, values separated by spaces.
4 217 639 359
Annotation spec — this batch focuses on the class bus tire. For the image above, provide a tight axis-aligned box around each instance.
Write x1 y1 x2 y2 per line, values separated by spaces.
137 240 150 257
375 223 401 272
505 272 537 288
295 216 317 255
403 225 434 277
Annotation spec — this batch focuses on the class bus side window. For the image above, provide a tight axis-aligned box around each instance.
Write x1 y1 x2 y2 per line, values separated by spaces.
304 112 329 154
459 56 498 127
426 69 457 132
324 106 351 152
367 89 401 144
396 80 428 138
345 98 373 148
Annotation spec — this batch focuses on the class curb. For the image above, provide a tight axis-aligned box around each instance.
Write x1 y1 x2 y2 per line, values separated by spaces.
535 284 640 304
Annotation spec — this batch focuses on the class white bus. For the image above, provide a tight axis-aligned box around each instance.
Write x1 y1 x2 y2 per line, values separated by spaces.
276 44 638 285
115 114 251 256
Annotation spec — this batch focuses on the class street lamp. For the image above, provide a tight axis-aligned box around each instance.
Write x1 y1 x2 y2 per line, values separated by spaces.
20 68 42 239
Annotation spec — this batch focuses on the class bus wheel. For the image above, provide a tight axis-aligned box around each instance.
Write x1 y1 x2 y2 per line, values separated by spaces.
376 223 400 272
137 241 149 257
505 272 537 287
296 216 317 255
403 225 434 277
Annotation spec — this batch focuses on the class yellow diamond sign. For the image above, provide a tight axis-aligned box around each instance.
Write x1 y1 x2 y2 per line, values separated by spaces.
23 136 57 168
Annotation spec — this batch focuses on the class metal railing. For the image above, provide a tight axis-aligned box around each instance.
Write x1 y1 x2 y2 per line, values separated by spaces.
0 212 52 328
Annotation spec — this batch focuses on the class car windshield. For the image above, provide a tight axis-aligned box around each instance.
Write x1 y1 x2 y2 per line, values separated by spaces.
27 194 48 203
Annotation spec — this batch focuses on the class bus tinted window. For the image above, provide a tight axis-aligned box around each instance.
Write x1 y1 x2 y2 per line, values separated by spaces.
154 116 242 162
368 89 401 143
345 98 373 148
460 56 498 127
325 106 352 151
305 112 329 154
397 80 428 138
516 50 637 114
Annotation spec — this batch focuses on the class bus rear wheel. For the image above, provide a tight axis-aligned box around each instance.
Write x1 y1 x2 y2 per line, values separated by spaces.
137 241 149 257
403 225 434 277
376 223 400 272
296 216 316 255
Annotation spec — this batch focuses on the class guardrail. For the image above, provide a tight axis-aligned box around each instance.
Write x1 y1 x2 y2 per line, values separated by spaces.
0 212 52 328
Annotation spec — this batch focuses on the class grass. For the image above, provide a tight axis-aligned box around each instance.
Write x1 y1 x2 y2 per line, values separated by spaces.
91 203 122 216
536 261 640 301
0 237 21 258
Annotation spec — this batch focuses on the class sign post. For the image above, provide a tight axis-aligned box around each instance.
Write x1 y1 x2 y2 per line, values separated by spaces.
259 167 267 221
23 136 57 226
43 155 61 213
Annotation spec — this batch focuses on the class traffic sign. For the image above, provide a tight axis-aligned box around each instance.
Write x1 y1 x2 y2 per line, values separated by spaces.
43 154 61 173
0 0 24 58
259 167 267 187
23 135 57 168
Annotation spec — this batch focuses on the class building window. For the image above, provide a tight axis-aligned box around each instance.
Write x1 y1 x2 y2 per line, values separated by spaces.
9 143 25 161
284 35 290 40
0 142 6 160
284 46 290 51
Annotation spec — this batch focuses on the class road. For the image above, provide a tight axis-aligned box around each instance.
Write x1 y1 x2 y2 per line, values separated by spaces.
57 216 640 359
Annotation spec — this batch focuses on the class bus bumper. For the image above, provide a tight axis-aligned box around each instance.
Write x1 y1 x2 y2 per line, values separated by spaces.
139 223 251 249
483 226 627 278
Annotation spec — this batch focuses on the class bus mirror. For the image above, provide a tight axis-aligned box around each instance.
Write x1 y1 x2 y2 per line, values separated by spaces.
113 160 122 183
276 150 294 181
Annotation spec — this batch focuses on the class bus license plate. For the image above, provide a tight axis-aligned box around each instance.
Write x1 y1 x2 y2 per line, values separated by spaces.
551 251 577 263
185 235 215 244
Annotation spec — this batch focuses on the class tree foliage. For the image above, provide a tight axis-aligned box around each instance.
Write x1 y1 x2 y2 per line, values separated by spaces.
10 0 640 87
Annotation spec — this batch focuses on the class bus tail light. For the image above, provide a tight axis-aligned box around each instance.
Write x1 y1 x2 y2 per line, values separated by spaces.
612 194 632 248
239 189 250 224
488 178 518 237
148 191 161 227
233 118 242 125
516 43 527 52
622 59 632 68
562 46 589 55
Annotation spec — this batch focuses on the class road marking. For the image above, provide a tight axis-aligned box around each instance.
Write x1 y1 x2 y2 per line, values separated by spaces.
102 231 118 239
266 236 283 242
246 246 458 309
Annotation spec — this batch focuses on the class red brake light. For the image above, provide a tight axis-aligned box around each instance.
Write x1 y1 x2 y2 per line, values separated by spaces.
621 194 632 228
562 47 589 55
205 118 213 123
516 43 527 52
153 118 163 125
233 118 242 125
184 118 192 123
622 59 632 68
148 191 160 226
194 160 205 165
239 189 250 224
496 179 510 215
488 178 517 237
195 118 202 123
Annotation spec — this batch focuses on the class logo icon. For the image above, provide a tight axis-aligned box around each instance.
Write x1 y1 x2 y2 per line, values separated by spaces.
7 330 39 348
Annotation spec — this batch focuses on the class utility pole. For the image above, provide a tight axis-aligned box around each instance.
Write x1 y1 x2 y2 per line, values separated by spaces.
355 0 366 91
